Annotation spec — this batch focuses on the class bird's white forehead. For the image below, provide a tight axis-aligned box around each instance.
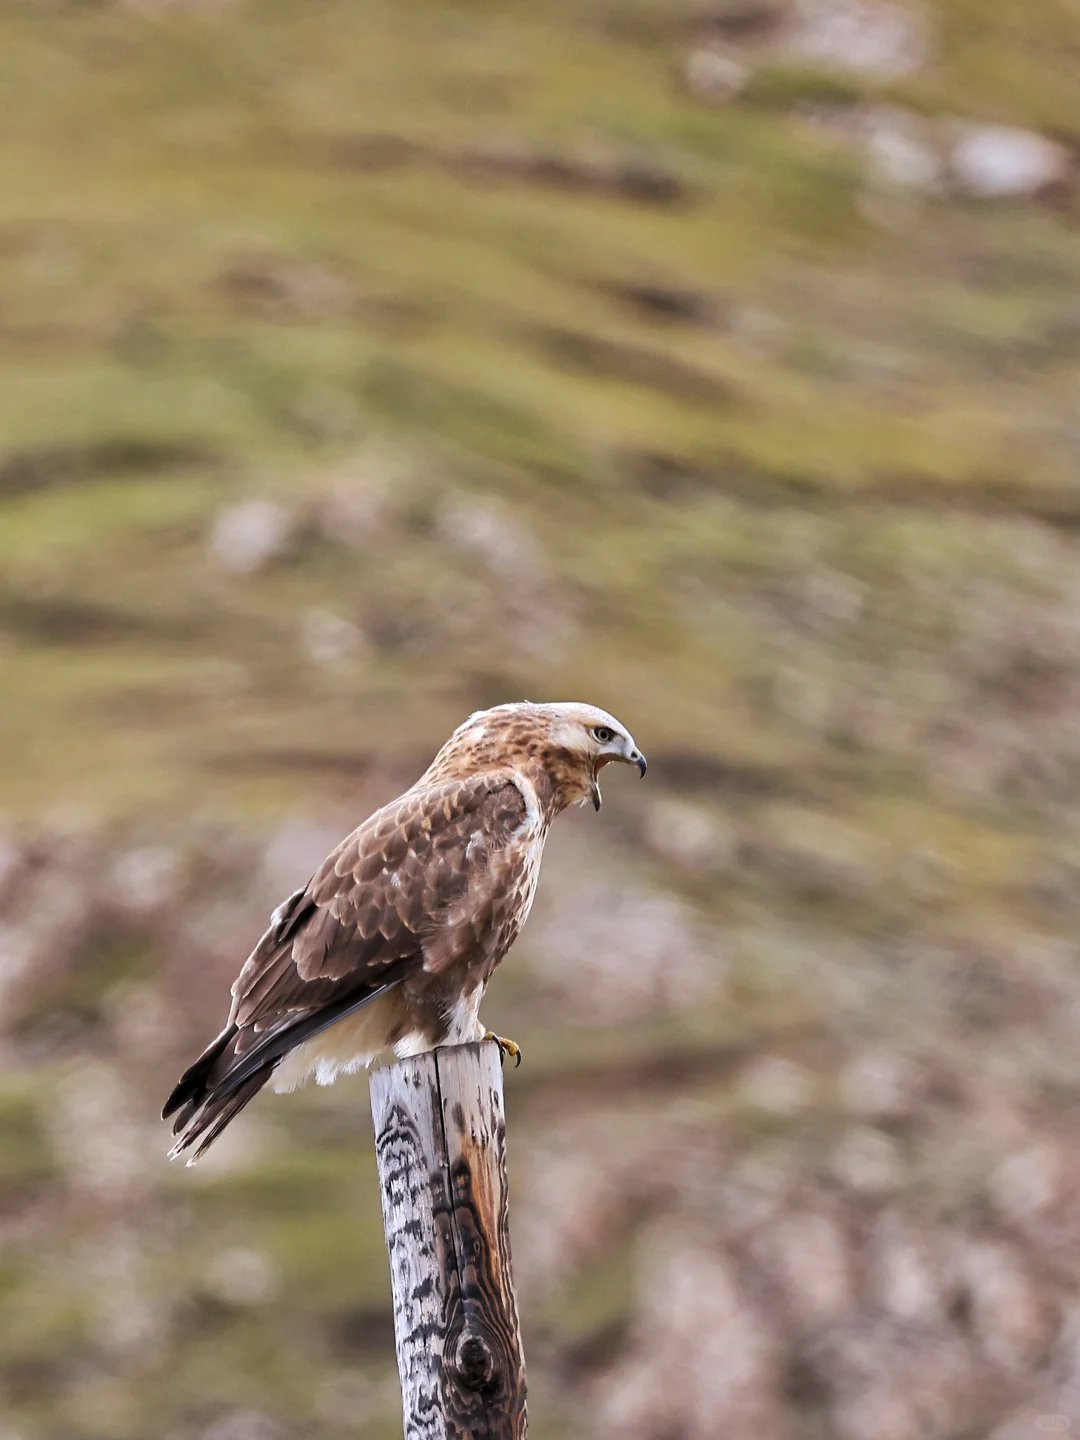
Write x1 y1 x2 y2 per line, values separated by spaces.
453 700 629 741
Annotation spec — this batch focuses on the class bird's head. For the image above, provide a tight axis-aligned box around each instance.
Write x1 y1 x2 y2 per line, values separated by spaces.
438 700 646 814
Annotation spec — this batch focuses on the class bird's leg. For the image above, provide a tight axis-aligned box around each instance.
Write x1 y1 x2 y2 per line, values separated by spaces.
482 1030 522 1067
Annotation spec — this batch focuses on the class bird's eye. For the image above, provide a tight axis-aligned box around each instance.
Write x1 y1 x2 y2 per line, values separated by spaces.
593 725 614 744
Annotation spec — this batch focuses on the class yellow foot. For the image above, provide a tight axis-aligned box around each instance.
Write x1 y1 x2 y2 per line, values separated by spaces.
483 1031 522 1067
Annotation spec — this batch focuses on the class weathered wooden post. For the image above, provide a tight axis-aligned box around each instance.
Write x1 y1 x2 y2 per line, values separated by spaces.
369 1038 527 1439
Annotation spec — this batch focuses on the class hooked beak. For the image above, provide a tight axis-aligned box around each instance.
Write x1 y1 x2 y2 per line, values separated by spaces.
631 749 647 779
591 778 602 812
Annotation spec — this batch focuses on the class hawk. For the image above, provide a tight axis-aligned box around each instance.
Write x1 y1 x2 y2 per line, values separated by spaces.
163 701 645 1160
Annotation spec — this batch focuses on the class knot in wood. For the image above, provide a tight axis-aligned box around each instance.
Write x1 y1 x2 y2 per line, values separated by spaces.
453 1328 498 1394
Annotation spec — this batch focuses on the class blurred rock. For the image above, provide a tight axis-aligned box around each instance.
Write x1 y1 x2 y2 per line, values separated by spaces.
825 1324 986 1440
292 379 361 442
209 500 295 575
452 140 688 204
765 1208 854 1324
863 106 944 190
108 846 182 917
749 566 865 641
188 658 251 702
991 1143 1064 1221
695 0 785 40
261 816 343 898
954 1240 1056 1371
727 303 790 357
204 1247 280 1307
300 608 366 666
316 447 410 545
318 481 388 545
510 593 579 662
47 1062 155 1204
437 496 545 584
783 0 930 77
0 828 22 898
0 924 37 1014
830 1126 905 1195
0 849 100 1022
643 798 736 869
897 842 958 905
60 1373 140 1437
682 47 749 103
106 982 177 1063
870 1218 945 1323
529 878 725 1022
1053 1305 1080 1390
516 1124 630 1293
314 1369 397 1427
949 124 1073 199
201 1413 291 1440
839 1050 923 1121
604 278 722 326
704 1147 799 1236
988 1406 1080 1440
596 1232 782 1440
432 494 577 658
218 255 355 322
760 807 884 896
738 1054 816 1115
83 1234 168 1358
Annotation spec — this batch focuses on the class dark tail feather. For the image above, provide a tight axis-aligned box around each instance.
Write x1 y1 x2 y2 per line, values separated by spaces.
162 1024 238 1122
161 1022 273 1163
168 1071 270 1164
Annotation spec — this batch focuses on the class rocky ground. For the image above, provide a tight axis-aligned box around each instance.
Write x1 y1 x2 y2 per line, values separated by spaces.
3 1 1080 1437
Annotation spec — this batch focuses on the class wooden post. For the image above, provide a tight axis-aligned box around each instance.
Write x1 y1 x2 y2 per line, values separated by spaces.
369 1039 527 1439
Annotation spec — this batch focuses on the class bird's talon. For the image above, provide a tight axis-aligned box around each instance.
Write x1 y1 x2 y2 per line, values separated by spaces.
483 1031 522 1067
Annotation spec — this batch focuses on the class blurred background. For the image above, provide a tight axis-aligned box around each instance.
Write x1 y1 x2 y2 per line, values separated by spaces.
2 1 1080 1437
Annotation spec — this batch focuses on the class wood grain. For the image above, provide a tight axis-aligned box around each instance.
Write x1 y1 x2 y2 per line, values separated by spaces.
370 1040 527 1439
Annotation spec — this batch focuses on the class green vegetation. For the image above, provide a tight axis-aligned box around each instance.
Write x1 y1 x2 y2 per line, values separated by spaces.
0 0 1076 824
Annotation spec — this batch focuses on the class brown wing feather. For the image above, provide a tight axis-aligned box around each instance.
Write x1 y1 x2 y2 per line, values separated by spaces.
163 771 527 1158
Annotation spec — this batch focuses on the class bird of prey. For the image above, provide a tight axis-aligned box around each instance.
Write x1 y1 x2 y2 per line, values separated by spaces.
163 701 646 1160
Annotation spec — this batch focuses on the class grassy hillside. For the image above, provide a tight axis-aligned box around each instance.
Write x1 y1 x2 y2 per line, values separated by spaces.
2 0 1079 822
